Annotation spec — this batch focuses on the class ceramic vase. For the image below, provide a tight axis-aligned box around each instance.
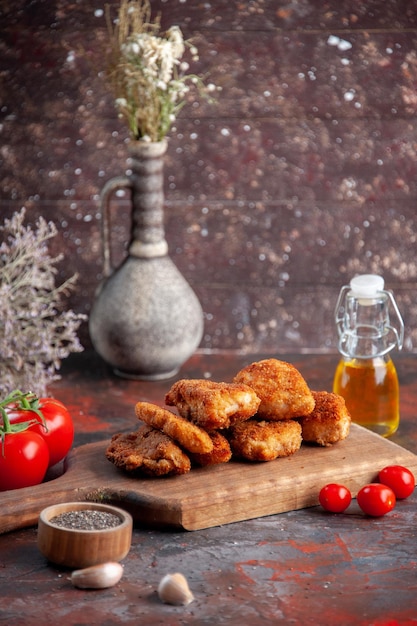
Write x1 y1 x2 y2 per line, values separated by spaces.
89 139 204 380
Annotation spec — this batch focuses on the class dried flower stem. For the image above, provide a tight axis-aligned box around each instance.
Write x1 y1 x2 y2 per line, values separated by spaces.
0 209 86 396
104 0 217 141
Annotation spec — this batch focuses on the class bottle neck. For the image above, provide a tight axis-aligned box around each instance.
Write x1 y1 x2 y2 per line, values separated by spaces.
339 330 395 359
335 287 404 358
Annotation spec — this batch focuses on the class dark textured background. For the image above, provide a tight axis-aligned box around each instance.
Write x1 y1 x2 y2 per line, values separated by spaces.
1 0 417 356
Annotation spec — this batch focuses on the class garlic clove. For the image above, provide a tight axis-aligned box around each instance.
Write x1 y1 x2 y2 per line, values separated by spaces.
71 561 124 589
157 572 194 606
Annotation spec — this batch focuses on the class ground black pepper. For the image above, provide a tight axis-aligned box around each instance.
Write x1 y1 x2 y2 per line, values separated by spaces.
49 510 122 530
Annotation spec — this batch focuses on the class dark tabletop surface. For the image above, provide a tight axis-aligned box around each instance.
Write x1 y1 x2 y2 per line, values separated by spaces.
1 351 416 626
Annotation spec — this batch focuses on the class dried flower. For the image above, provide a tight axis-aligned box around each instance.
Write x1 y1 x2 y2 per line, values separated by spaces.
105 0 218 141
0 208 86 396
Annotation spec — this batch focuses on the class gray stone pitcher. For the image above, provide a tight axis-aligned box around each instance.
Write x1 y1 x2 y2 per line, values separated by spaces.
89 140 204 380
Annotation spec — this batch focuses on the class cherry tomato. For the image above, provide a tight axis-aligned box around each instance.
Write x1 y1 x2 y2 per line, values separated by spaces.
6 398 74 467
319 483 352 513
378 465 415 500
0 431 49 491
356 483 396 517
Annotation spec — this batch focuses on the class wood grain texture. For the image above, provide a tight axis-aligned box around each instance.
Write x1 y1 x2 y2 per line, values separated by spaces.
2 1 417 355
2 424 417 534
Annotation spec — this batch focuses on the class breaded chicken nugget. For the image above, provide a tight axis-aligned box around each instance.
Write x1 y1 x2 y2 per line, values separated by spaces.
165 379 261 430
227 419 302 462
233 358 315 420
106 425 191 476
299 390 351 446
189 431 232 467
135 401 213 454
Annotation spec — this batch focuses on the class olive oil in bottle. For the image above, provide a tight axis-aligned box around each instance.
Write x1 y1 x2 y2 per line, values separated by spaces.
333 275 404 437
333 355 400 437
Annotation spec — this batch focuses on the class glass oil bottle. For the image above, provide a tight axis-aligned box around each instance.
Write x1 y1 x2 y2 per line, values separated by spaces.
333 274 404 437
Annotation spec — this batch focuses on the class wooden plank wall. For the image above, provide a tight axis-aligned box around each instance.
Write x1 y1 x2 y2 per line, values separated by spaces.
1 1 417 356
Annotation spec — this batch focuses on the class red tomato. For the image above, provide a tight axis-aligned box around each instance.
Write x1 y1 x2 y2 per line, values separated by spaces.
6 398 74 467
0 431 49 491
319 483 352 513
357 483 396 517
378 465 415 500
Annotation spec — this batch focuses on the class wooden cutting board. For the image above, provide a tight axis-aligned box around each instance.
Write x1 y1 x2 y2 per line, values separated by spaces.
2 424 417 534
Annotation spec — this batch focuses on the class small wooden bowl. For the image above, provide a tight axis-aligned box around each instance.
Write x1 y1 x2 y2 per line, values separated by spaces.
37 502 133 569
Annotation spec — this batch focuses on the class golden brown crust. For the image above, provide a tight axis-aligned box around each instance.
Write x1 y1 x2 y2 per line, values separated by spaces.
105 425 191 476
298 390 351 446
227 419 302 462
189 431 232 467
164 379 261 430
135 401 213 454
105 362 352 478
233 358 315 421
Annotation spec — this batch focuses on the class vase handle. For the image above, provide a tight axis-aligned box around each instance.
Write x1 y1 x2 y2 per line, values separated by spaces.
100 176 131 277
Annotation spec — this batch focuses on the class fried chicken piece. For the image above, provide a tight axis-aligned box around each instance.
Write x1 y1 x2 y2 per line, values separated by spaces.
233 358 315 421
298 390 351 446
227 419 302 462
135 401 213 454
106 425 191 477
189 431 232 467
165 379 261 430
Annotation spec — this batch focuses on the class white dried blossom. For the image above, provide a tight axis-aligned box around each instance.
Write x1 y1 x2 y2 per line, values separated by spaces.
166 25 185 58
105 0 218 141
0 208 86 396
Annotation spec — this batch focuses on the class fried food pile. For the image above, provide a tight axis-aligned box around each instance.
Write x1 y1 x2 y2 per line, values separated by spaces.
106 358 351 477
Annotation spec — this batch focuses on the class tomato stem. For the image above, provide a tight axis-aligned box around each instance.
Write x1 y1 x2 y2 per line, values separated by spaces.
0 408 12 456
0 391 49 457
0 407 11 432
0 390 46 426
